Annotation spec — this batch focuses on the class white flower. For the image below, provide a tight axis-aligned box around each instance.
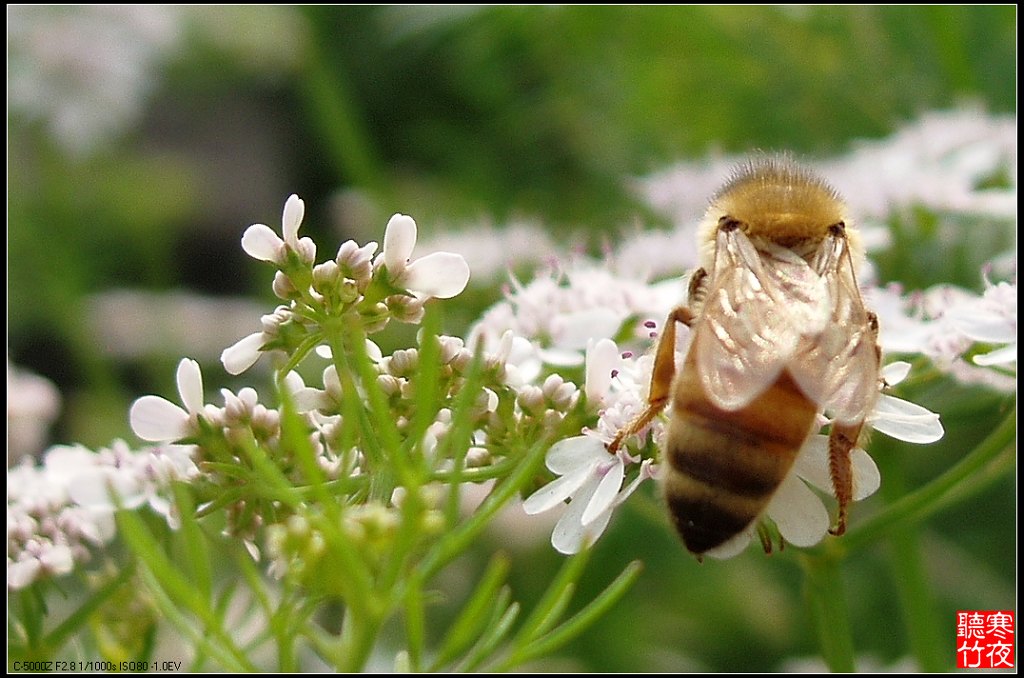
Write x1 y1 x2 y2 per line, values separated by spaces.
129 358 205 442
7 359 62 462
378 213 470 299
523 436 654 554
241 194 316 265
948 279 1016 367
221 331 266 376
867 362 945 444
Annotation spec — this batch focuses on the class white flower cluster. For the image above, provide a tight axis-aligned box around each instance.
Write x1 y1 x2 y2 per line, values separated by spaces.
223 196 471 375
7 360 62 463
641 108 1016 230
7 440 197 590
8 5 184 155
869 276 1017 390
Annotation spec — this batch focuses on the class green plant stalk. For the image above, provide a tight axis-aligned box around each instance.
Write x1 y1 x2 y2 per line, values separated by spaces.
297 9 388 195
802 551 856 673
888 527 946 672
337 604 386 673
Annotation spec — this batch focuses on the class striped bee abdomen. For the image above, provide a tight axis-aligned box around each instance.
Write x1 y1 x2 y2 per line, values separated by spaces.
662 366 818 555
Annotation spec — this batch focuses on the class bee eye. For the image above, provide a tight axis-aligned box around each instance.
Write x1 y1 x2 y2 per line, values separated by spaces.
828 221 846 236
717 216 742 232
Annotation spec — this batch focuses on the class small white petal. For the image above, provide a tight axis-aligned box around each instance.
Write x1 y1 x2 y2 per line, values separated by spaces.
383 214 417 273
281 194 305 246
522 462 594 515
792 435 832 492
554 308 624 350
537 347 585 367
68 468 146 510
850 447 881 501
551 479 613 554
241 224 284 262
8 558 42 589
870 394 944 443
615 460 655 505
176 359 204 414
585 338 620 404
882 361 912 386
130 396 191 442
795 436 880 501
221 332 265 376
703 528 754 560
766 475 830 548
581 457 624 526
546 436 607 474
973 344 1016 366
403 252 471 299
365 339 384 363
292 388 330 413
39 544 75 575
315 344 333 359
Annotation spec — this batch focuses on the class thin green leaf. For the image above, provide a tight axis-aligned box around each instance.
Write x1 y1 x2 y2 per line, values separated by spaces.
172 483 211 600
505 560 644 670
457 596 521 673
432 553 511 669
43 564 136 655
513 548 591 646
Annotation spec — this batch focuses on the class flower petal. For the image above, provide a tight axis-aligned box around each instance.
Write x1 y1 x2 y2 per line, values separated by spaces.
973 343 1016 366
551 480 613 555
581 456 624 526
793 435 880 501
241 224 284 262
545 435 607 474
130 396 191 442
870 394 944 443
766 474 830 548
176 359 204 413
383 214 417 273
403 252 470 299
585 338 620 404
554 308 624 350
792 435 831 492
850 447 881 501
703 528 754 560
522 462 594 515
881 361 911 386
221 332 265 376
281 194 305 246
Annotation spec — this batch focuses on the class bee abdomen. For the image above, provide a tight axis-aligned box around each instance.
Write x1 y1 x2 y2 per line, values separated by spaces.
664 372 817 554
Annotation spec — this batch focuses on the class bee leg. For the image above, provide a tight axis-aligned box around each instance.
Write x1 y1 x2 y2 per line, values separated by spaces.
827 421 865 536
607 306 694 454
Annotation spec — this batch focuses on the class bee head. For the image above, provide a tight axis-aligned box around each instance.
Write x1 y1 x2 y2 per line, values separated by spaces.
697 155 853 266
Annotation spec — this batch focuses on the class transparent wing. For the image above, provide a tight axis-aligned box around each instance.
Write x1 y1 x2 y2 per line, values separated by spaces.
788 231 880 424
693 226 830 410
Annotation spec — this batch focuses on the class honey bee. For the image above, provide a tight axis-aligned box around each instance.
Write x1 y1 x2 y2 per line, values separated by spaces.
609 156 881 556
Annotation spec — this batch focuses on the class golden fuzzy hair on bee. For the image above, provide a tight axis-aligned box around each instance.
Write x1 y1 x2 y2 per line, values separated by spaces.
696 155 863 270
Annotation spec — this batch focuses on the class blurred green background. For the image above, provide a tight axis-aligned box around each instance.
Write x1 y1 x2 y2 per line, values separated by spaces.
8 5 1016 671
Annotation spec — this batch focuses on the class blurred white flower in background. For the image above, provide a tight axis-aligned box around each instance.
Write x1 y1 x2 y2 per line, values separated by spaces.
7 360 62 464
8 5 185 156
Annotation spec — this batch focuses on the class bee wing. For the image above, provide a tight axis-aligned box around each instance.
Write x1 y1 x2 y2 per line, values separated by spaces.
694 226 831 411
789 231 880 424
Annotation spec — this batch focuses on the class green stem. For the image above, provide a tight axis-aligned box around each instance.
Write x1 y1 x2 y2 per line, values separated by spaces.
337 605 384 673
802 551 856 673
887 528 946 671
